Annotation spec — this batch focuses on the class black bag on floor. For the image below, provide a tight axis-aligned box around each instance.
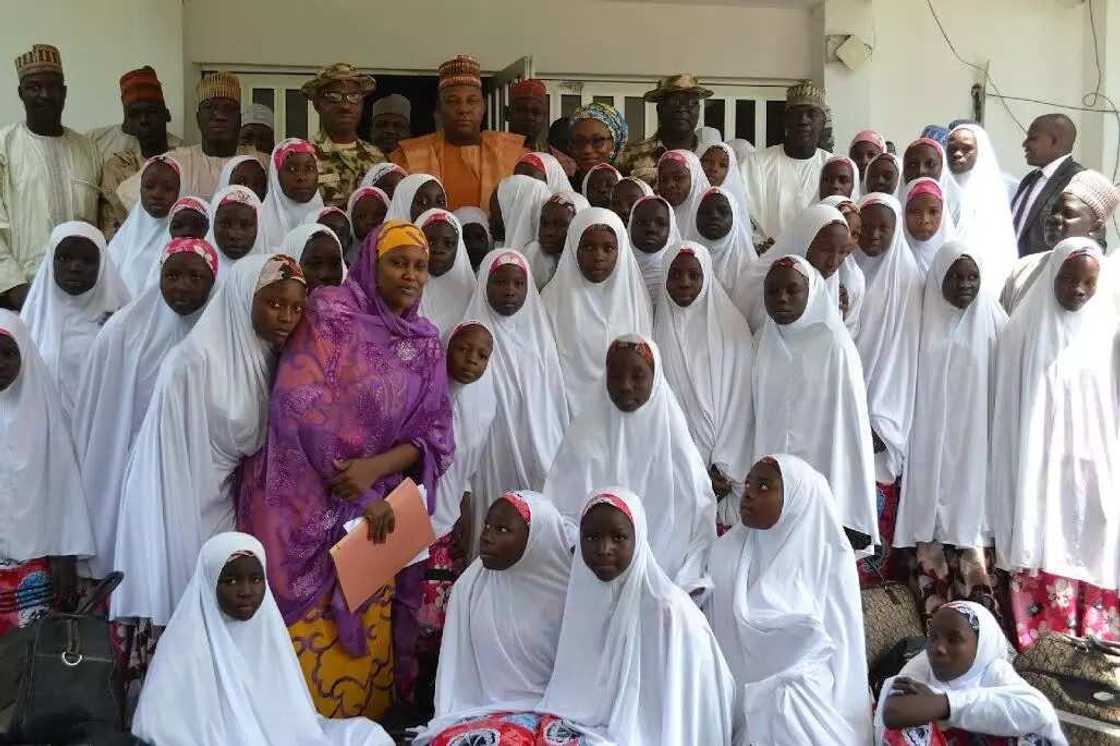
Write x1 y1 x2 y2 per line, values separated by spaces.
0 572 123 745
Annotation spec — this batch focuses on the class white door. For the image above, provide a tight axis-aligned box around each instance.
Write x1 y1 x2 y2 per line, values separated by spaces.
485 56 535 133
231 72 321 141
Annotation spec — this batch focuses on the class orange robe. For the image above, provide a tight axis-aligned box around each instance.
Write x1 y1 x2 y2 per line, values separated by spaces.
391 130 527 213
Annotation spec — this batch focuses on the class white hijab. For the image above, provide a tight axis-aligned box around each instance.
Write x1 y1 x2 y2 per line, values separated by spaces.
216 154 262 193
580 162 621 204
521 151 571 194
461 249 570 514
0 310 94 563
903 137 962 214
111 254 288 624
538 488 736 746
751 255 879 547
541 208 653 418
659 149 711 240
543 334 717 593
819 195 868 338
418 492 572 742
20 221 130 419
903 176 958 278
413 208 476 337
524 190 590 291
706 454 870 746
283 222 345 279
700 141 753 219
386 173 443 223
816 153 863 203
132 532 393 746
108 155 181 296
359 161 407 191
690 185 759 319
862 152 903 201
452 206 492 248
495 174 552 251
653 241 754 527
947 124 1018 289
874 602 1067 746
989 238 1120 589
626 194 681 303
259 139 325 250
202 185 269 279
896 241 1006 549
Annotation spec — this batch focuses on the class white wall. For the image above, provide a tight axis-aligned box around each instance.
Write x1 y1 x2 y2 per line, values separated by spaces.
0 0 185 137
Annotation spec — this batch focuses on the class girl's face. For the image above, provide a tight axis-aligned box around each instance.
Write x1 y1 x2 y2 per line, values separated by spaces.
513 160 546 183
422 221 459 277
462 224 491 271
576 226 618 283
696 193 733 242
586 168 619 209
1054 253 1100 312
805 222 851 279
657 160 691 207
140 162 180 218
488 189 505 242
411 180 448 221
216 554 266 621
740 458 783 530
53 236 100 296
231 160 267 201
859 203 896 258
906 193 943 241
927 606 978 683
376 245 429 314
251 279 306 347
841 207 862 254
700 147 729 187
764 263 810 325
160 252 215 316
630 200 671 254
278 152 319 203
375 169 405 199
819 161 854 199
351 195 387 242
666 252 704 308
446 324 493 384
849 140 881 178
214 202 258 259
866 156 899 196
487 263 528 316
318 213 352 255
299 235 344 292
941 255 981 310
610 179 644 225
570 118 614 173
947 129 978 175
606 345 654 412
0 334 21 392
580 503 635 582
169 208 208 239
1044 193 1101 250
539 201 575 257
903 143 942 184
478 498 530 571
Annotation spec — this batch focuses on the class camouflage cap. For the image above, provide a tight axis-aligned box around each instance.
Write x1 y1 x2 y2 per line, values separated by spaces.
301 62 376 99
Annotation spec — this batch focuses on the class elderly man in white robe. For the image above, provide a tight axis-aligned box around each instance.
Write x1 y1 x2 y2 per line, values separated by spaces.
741 80 832 244
0 44 100 310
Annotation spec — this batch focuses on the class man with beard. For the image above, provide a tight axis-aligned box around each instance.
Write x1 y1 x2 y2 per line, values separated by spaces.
618 74 720 186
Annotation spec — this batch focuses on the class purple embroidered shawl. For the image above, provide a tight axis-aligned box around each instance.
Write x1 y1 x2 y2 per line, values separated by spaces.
238 238 453 656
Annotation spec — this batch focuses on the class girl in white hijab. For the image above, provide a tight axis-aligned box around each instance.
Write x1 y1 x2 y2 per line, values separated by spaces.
72 238 220 581
111 254 307 626
515 151 571 194
453 206 494 271
947 123 1018 289
132 532 393 746
819 195 868 337
414 491 573 744
543 334 717 593
657 149 710 240
989 237 1120 648
875 601 1067 745
541 208 653 418
0 310 95 628
386 173 447 223
20 221 130 418
492 174 551 251
538 488 737 746
626 194 682 303
654 241 754 529
259 138 326 250
897 241 1007 615
215 153 267 200
358 161 407 193
282 222 345 294
902 137 962 213
864 151 903 201
903 177 958 278
706 454 871 745
524 190 590 290
690 185 759 319
751 254 879 551
700 142 752 217
817 153 863 202
415 208 475 336
198 184 269 280
108 155 182 296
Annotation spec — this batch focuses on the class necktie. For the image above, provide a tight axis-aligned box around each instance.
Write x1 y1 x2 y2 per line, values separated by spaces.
1013 169 1044 232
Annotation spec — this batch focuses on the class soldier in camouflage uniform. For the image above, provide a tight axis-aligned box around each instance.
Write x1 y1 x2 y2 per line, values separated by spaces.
616 74 718 187
302 62 386 209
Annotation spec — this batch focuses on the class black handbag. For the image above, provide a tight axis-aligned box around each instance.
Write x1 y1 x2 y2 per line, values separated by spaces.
0 572 123 744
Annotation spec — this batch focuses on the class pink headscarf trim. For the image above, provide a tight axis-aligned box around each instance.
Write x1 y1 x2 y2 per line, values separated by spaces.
490 250 529 275
144 154 181 177
500 492 533 526
273 139 316 171
318 206 347 221
518 153 546 173
850 129 885 151
907 179 943 204
582 491 634 522
169 196 208 218
161 237 220 276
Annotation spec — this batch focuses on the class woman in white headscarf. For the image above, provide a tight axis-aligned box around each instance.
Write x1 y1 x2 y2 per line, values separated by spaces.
414 491 573 744
492 174 551 251
626 194 681 302
0 310 95 632
541 208 653 418
111 254 307 627
524 190 590 290
412 208 475 336
543 334 717 593
897 241 1007 617
903 177 958 278
538 488 737 746
108 155 182 296
20 221 130 418
259 138 326 250
707 454 870 745
195 184 269 280
690 185 759 319
132 532 394 746
653 241 754 529
989 237 1120 649
386 173 447 223
657 149 710 239
875 601 1067 745
751 254 878 551
946 123 1018 289
516 151 571 194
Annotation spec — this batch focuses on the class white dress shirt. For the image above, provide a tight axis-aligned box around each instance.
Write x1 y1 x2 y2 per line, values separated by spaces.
1012 153 1071 237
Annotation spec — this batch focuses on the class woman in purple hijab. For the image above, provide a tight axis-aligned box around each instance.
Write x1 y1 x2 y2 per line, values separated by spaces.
238 219 453 723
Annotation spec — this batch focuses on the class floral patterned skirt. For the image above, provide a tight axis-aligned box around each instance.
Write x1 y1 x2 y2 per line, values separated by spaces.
431 711 592 745
882 723 1048 745
0 556 52 636
858 480 906 588
1010 569 1120 651
414 531 468 713
911 543 1005 627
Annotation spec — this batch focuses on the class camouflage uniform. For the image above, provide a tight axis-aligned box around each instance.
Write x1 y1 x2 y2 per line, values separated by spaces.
311 130 385 209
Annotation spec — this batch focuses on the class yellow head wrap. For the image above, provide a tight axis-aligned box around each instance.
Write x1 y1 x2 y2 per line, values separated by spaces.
376 219 429 257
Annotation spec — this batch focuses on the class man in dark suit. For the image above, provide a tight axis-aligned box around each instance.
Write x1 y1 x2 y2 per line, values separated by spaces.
1010 114 1083 257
